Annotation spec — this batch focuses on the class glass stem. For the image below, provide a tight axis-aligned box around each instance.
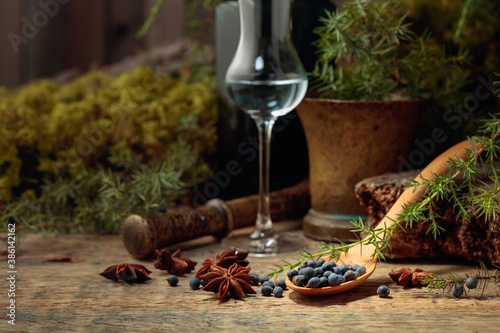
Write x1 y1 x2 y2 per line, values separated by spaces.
251 116 276 239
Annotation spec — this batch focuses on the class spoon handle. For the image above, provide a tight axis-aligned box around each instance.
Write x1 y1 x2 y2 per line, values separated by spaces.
373 139 477 232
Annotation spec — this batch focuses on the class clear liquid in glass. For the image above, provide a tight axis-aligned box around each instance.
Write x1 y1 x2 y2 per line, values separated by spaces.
226 76 307 119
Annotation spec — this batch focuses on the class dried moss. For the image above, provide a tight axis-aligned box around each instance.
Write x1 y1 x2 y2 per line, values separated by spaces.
0 67 218 233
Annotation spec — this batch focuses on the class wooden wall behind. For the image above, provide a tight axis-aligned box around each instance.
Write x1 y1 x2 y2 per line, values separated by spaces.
0 0 187 88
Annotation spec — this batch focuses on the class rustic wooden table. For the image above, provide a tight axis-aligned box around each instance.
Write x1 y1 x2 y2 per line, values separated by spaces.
2 222 500 332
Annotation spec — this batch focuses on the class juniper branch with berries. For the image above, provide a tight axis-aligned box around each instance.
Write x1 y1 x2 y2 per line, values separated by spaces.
423 263 500 296
268 115 500 279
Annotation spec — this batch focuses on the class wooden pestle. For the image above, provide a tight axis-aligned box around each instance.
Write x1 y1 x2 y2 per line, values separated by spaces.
122 179 310 259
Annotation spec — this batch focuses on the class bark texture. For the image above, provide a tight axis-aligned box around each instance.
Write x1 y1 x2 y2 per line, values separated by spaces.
355 172 500 264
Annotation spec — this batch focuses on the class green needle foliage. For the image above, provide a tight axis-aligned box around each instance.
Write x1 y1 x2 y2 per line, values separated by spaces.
310 0 469 101
135 0 166 39
268 115 500 278
0 67 218 234
423 262 500 296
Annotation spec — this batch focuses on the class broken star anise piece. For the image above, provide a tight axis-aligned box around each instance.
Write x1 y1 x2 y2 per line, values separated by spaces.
389 267 434 288
100 264 152 283
195 248 249 278
199 262 256 300
154 248 197 275
389 267 412 287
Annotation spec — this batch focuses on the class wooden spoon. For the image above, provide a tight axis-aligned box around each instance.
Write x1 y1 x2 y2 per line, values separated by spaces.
286 139 476 296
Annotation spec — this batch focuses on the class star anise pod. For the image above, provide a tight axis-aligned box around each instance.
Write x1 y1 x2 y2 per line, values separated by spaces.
195 248 249 278
389 267 434 288
199 262 256 299
154 248 197 275
100 264 152 283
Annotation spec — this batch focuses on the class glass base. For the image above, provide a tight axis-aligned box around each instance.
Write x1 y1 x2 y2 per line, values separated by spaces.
303 209 368 242
220 231 306 257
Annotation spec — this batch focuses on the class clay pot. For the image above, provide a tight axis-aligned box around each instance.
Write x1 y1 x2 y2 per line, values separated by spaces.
296 97 422 241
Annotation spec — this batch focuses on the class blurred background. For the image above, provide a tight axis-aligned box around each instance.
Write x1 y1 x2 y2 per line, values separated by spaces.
0 0 196 88
0 0 498 234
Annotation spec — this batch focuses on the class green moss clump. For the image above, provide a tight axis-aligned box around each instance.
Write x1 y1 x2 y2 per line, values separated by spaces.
0 67 218 233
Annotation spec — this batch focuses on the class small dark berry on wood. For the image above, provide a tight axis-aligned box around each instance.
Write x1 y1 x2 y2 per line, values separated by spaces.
465 277 478 289
261 285 273 296
276 278 287 290
273 286 284 297
190 277 201 290
377 285 390 298
452 284 464 298
167 275 179 286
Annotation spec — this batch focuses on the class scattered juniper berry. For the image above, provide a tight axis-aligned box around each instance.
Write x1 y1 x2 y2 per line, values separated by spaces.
276 279 287 290
261 285 273 296
260 275 269 284
273 286 284 297
167 275 179 286
263 281 275 289
452 283 464 298
465 277 478 289
377 285 390 298
189 277 201 290
250 274 260 286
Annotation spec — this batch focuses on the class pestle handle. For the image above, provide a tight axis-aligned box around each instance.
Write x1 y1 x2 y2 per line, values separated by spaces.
122 179 310 259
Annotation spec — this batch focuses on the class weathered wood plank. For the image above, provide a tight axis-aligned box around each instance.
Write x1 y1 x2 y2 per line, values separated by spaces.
64 0 108 69
0 1 23 87
109 0 143 63
1 228 499 331
22 0 65 83
0 1 191 87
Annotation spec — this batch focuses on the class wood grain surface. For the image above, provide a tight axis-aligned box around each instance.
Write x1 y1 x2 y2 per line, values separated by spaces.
1 222 500 332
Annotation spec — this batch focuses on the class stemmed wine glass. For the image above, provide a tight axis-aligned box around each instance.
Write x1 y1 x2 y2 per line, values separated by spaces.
222 0 308 255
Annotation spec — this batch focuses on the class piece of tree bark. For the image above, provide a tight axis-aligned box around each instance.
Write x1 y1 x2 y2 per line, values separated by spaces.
355 172 500 265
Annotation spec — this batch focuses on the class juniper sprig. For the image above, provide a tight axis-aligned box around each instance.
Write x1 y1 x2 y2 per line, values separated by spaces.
422 262 500 296
310 0 469 101
268 116 500 278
